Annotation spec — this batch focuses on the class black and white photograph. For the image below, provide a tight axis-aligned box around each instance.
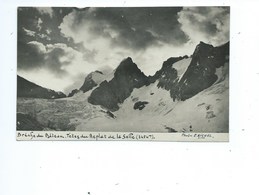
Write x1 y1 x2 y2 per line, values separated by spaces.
16 7 230 141
2 1 259 195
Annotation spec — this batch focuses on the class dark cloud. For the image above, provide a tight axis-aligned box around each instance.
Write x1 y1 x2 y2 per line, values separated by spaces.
18 7 82 75
60 7 188 50
18 7 230 81
113 7 188 45
18 41 76 76
18 7 74 46
88 7 160 49
17 41 45 70
44 47 70 75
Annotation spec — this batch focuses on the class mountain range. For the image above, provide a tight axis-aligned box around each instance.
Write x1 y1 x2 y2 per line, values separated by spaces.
17 41 229 132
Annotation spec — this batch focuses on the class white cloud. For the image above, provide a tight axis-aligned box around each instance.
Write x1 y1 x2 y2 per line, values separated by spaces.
59 10 131 73
23 27 36 37
23 26 51 42
133 42 195 75
38 33 51 41
46 29 52 35
36 7 53 18
28 41 46 53
178 7 230 46
23 26 51 40
36 18 43 31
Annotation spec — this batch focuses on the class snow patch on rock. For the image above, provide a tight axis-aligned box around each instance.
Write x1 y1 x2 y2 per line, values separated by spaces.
172 57 192 80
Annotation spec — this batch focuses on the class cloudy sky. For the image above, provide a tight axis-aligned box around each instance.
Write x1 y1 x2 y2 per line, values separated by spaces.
17 7 230 94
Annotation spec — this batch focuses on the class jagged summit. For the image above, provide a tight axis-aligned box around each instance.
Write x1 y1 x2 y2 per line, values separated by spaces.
68 67 114 97
121 57 133 64
175 40 229 100
114 57 147 79
79 70 105 93
88 57 149 111
115 57 135 71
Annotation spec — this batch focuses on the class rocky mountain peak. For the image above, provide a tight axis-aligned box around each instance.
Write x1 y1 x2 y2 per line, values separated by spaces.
79 70 106 93
88 57 149 111
114 57 143 77
174 41 229 100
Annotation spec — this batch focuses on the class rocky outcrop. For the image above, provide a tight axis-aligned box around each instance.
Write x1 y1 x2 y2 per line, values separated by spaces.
68 70 107 97
79 71 101 92
174 41 229 100
149 56 188 93
68 89 80 97
88 57 149 111
133 101 149 110
17 113 44 130
146 42 229 102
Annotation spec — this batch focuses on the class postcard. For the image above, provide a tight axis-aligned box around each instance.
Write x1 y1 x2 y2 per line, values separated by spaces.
16 7 230 141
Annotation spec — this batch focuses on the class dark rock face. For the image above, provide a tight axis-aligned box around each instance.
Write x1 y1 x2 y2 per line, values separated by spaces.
79 71 102 93
17 113 43 130
68 71 105 97
68 89 80 97
88 57 149 111
133 101 149 110
150 56 188 90
164 125 177 133
174 41 229 100
17 75 66 99
100 110 116 118
147 42 229 102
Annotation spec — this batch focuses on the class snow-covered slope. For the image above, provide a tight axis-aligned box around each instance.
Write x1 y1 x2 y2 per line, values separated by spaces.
164 63 229 133
76 82 174 132
80 66 228 133
173 57 192 80
115 81 177 120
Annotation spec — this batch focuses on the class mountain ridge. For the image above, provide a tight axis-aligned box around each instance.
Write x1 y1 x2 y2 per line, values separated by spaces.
17 75 66 99
18 40 229 113
86 41 229 110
